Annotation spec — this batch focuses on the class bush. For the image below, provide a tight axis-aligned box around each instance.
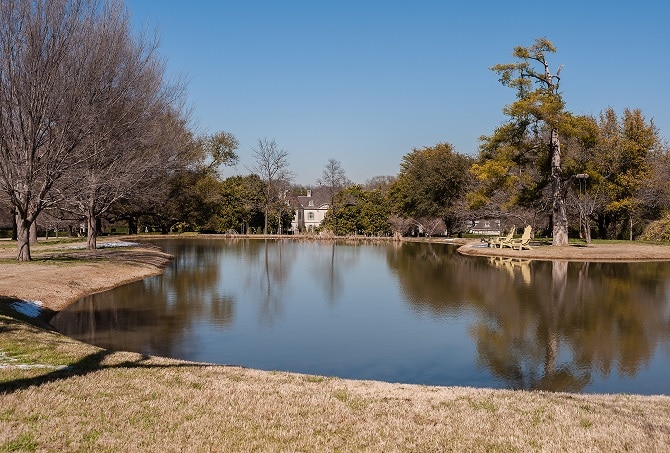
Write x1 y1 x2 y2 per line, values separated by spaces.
639 212 670 241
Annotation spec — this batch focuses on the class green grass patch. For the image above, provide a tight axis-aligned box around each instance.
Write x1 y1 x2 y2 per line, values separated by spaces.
0 432 38 452
303 375 327 383
0 314 99 379
467 397 497 413
332 389 369 411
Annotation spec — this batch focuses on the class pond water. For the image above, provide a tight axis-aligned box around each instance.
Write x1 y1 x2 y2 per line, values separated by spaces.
51 238 670 394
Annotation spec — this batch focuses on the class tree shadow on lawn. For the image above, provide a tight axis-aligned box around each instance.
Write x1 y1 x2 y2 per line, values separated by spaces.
0 348 217 395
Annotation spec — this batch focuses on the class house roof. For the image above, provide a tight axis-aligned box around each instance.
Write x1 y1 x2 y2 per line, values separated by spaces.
470 218 501 232
294 188 330 210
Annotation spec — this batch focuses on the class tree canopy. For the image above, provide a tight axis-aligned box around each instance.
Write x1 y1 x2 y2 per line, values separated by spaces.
3 23 668 245
473 38 572 245
390 142 472 235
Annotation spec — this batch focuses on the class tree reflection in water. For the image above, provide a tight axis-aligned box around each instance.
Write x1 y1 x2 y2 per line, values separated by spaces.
387 243 670 392
52 239 670 393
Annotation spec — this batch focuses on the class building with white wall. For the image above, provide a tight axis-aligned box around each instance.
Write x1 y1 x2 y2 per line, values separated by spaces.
291 189 330 233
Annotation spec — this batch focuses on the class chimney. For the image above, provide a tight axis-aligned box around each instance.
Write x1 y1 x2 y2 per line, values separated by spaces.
307 189 312 197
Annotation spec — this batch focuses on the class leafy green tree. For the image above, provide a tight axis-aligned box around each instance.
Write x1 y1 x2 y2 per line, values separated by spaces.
474 38 571 245
320 185 391 236
133 130 239 233
199 131 240 172
199 175 264 233
639 145 670 238
571 108 662 239
606 109 660 239
389 142 472 235
360 190 392 236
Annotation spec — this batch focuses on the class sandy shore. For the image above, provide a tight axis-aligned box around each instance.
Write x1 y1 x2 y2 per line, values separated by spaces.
456 239 670 261
0 239 172 312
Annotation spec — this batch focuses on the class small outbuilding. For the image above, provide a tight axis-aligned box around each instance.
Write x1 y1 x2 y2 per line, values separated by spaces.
469 218 501 236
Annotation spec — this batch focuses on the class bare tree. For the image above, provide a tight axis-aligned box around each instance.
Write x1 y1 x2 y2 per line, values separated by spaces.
415 217 446 237
388 215 413 240
56 3 188 250
0 0 156 259
317 158 351 236
363 175 395 191
251 138 292 234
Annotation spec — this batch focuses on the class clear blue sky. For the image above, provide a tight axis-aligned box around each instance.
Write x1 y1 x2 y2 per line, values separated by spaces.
125 1 669 185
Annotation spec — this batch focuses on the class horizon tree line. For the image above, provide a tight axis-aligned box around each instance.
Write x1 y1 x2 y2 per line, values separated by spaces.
2 10 669 262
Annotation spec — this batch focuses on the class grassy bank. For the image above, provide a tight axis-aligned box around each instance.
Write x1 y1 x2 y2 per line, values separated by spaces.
1 239 670 451
2 312 670 452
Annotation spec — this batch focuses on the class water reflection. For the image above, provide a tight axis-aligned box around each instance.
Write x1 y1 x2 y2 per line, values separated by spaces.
385 242 670 393
51 239 670 394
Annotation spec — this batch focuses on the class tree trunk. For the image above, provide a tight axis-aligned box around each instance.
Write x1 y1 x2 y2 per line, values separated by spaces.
550 129 568 246
128 215 137 235
87 208 98 250
597 214 606 239
29 221 38 244
583 216 592 243
16 213 32 261
11 207 17 241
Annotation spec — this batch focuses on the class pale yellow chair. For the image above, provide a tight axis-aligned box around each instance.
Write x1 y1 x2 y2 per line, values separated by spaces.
488 226 515 248
508 225 533 250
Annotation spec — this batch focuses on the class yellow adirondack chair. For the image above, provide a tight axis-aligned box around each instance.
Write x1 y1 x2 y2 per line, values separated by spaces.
508 225 533 250
488 226 515 248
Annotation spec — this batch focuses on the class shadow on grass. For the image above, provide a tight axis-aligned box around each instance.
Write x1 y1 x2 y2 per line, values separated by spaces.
0 348 217 394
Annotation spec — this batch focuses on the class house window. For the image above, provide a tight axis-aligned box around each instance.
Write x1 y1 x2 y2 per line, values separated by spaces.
308 200 314 207
307 212 314 220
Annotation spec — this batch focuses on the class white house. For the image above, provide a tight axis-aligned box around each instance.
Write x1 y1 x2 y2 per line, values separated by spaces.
291 189 330 233
469 218 501 236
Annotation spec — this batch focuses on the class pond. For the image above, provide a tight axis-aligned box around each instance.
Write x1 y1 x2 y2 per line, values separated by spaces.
51 238 670 394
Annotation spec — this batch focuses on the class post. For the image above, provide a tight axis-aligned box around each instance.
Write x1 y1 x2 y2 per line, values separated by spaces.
575 173 589 243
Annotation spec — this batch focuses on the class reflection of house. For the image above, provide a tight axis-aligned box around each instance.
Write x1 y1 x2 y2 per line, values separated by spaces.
291 189 330 232
469 218 501 236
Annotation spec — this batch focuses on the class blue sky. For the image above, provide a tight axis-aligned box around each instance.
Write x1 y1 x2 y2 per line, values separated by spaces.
125 1 669 185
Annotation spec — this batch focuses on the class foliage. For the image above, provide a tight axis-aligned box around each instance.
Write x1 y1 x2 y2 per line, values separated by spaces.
475 38 572 245
639 212 670 242
198 131 239 171
573 108 664 239
389 142 472 234
320 186 391 236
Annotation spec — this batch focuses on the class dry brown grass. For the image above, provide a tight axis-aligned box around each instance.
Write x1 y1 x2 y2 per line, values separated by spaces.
2 314 670 452
1 237 670 451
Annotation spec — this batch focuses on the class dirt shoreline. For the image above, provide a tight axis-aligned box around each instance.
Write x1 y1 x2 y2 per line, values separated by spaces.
0 239 172 313
456 238 670 261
